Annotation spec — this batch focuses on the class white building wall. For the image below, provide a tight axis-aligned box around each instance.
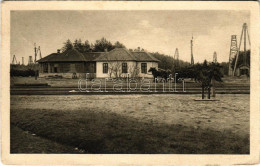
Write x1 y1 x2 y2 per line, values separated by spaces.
96 61 137 78
137 62 158 78
96 61 158 78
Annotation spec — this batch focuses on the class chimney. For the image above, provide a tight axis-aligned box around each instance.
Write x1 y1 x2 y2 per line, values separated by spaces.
57 49 61 53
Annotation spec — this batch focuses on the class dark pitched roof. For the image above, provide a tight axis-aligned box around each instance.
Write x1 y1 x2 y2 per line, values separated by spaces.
95 48 137 61
37 49 85 62
131 51 160 62
37 48 159 63
82 52 104 61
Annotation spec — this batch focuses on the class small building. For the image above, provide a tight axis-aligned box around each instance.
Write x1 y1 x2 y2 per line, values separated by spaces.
234 64 250 76
37 48 159 79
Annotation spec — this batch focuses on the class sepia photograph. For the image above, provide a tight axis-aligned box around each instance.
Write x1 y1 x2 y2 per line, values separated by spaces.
1 1 260 165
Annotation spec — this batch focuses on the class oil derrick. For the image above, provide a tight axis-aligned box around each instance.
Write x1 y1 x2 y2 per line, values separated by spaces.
12 55 17 64
190 35 194 65
213 51 217 63
34 43 42 63
228 35 238 76
37 46 42 59
233 23 251 76
28 56 33 65
174 48 179 68
34 43 37 63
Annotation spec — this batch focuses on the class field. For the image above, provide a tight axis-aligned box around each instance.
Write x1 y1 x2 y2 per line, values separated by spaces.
11 94 249 154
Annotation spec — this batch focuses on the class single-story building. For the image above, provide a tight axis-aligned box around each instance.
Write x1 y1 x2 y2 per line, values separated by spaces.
37 48 159 79
234 64 250 76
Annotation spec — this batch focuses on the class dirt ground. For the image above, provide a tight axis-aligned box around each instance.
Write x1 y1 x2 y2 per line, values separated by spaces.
11 94 249 153
11 94 249 136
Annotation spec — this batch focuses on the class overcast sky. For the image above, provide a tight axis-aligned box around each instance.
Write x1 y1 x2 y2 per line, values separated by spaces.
11 10 250 64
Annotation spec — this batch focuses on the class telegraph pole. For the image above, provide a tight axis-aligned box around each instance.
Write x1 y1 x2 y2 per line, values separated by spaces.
191 35 194 65
34 43 37 63
243 23 247 66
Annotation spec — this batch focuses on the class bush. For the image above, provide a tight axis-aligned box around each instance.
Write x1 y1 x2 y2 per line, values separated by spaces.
10 69 37 77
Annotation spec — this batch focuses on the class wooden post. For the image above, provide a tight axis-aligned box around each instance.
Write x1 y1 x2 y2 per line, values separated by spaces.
211 78 216 97
207 87 211 99
202 85 205 99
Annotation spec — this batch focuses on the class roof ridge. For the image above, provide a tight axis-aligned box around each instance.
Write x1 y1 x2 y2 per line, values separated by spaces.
122 48 137 61
70 48 87 61
146 51 160 61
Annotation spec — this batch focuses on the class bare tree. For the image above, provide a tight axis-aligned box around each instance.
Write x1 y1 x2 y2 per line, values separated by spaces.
105 57 124 79
112 60 122 79
128 63 140 78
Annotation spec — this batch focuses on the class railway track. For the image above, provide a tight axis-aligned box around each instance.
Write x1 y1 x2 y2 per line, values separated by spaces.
11 87 250 95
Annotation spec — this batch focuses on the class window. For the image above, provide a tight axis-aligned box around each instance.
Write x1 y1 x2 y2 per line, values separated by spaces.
122 63 127 73
103 63 108 73
141 63 147 74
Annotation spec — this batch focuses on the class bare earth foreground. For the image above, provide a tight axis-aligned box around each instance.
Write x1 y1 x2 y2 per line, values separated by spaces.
11 94 249 154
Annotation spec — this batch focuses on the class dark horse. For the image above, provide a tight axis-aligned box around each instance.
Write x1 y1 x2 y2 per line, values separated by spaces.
148 67 171 82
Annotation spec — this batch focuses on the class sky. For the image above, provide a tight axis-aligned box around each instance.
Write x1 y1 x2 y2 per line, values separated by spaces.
11 10 250 65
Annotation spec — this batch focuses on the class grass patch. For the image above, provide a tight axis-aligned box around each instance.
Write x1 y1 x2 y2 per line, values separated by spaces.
11 125 84 153
11 108 249 154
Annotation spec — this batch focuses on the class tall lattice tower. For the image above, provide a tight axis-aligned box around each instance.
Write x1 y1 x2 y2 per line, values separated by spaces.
12 55 17 64
228 35 238 76
190 35 194 65
34 43 43 63
174 48 179 68
233 23 251 76
213 51 217 63
28 56 33 65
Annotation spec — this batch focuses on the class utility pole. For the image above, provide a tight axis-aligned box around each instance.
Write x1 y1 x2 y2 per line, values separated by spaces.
34 43 37 63
243 23 247 66
233 23 251 76
191 35 194 65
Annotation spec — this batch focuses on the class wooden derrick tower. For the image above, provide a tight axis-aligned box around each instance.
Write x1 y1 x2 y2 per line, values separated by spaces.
233 23 250 76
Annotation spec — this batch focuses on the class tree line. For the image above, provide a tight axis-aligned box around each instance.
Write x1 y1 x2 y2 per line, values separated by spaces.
61 37 126 53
